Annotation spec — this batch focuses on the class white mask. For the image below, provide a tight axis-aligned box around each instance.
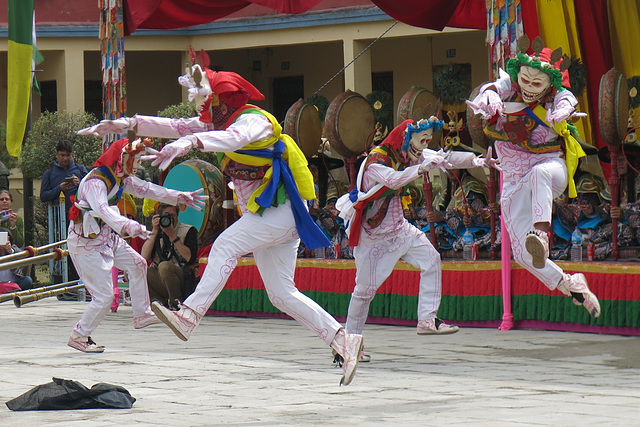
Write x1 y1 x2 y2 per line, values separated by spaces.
120 139 148 177
407 128 434 162
178 64 213 114
517 65 552 104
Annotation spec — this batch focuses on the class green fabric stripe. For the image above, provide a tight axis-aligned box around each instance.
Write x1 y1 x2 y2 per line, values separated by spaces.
210 288 640 328
210 289 503 322
8 0 34 45
512 295 640 328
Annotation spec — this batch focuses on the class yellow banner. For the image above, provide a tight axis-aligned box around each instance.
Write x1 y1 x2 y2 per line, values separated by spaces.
6 40 33 158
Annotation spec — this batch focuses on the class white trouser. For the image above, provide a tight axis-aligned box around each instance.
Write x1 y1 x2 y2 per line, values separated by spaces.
346 223 442 335
69 232 151 338
184 201 342 345
501 156 567 289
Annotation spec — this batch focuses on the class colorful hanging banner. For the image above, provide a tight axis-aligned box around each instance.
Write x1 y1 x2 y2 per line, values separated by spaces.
7 0 40 157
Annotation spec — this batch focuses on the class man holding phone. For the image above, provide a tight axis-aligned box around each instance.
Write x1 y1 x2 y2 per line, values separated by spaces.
40 140 89 218
40 140 88 284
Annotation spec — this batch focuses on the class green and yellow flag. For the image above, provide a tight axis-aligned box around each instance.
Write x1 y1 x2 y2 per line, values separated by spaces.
7 0 40 158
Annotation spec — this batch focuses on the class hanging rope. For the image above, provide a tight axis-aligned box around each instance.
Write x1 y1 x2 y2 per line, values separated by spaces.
312 21 399 97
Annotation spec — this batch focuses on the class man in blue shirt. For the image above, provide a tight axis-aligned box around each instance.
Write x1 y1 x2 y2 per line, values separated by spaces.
40 140 88 217
40 140 88 285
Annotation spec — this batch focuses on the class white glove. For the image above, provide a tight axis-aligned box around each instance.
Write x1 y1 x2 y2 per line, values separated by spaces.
471 147 502 171
465 90 504 120
418 149 451 174
77 117 136 137
121 220 151 240
546 98 575 124
177 188 208 211
141 135 198 171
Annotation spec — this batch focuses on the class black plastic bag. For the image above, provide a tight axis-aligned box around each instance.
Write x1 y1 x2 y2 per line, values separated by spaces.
6 377 136 411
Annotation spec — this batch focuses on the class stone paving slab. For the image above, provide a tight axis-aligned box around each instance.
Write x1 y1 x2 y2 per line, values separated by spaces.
1 298 640 426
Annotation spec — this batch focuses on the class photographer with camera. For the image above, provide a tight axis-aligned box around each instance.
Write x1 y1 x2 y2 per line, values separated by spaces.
141 203 198 310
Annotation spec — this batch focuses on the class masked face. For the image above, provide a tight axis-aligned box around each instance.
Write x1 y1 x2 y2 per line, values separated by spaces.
119 139 148 177
211 103 233 129
406 128 434 162
179 64 213 112
517 66 552 104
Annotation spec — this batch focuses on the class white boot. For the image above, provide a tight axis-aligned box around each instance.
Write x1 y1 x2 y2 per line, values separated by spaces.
330 328 364 386
525 229 549 269
556 273 600 318
151 301 203 341
68 335 105 353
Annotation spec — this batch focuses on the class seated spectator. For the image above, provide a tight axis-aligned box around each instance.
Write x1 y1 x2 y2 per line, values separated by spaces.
0 190 24 248
550 193 580 259
0 228 32 290
423 168 498 253
141 203 198 310
300 179 347 258
552 171 635 261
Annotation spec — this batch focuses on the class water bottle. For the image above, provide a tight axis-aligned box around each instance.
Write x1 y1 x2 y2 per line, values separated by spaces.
463 229 474 261
570 227 583 262
77 284 86 302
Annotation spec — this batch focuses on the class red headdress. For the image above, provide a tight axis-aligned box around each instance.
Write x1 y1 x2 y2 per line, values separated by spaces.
379 120 413 150
93 138 151 176
206 70 265 109
93 138 130 168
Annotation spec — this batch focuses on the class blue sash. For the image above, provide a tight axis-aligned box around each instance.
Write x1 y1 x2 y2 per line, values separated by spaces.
235 140 330 250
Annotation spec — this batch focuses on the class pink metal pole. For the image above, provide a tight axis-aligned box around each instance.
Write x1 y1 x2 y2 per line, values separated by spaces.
498 172 513 331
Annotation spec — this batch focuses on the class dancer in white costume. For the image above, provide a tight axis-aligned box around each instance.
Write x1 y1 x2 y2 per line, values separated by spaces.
66 138 206 353
79 59 363 385
466 36 600 317
336 117 497 353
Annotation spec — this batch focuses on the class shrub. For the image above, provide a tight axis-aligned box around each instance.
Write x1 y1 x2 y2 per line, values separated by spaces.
20 110 103 179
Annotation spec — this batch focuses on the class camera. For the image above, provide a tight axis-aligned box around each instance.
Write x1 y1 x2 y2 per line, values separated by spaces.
0 210 12 221
159 212 174 229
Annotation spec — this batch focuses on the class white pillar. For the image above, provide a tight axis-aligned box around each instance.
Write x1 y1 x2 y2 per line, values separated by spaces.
343 38 372 95
60 48 85 112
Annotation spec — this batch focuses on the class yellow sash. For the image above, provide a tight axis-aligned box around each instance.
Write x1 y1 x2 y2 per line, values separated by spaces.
532 105 585 198
224 108 316 213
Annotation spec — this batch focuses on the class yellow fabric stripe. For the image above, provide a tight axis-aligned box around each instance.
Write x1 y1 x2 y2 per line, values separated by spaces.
225 109 316 212
370 146 399 170
531 105 585 198
535 0 592 146
6 40 32 157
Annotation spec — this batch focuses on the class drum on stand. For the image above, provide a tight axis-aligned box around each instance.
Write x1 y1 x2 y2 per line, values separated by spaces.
599 68 629 147
598 68 630 260
397 86 443 148
324 90 375 190
284 99 323 158
163 159 225 248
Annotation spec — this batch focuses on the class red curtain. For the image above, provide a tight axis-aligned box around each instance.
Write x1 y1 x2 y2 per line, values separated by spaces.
521 0 539 45
370 0 486 31
574 0 614 150
123 0 486 35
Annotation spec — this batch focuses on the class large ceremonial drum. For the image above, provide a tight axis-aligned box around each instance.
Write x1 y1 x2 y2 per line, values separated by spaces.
466 82 492 150
283 99 323 157
163 159 225 248
397 86 443 147
324 90 375 158
397 85 440 124
599 68 629 146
